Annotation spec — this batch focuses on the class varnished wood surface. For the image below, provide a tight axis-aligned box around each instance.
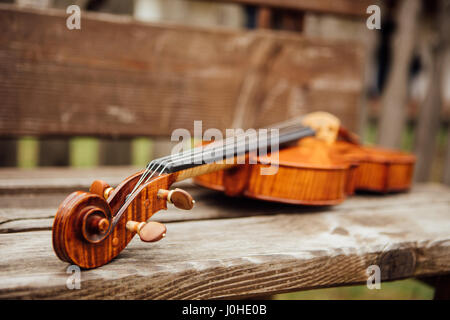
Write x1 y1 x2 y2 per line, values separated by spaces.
0 167 449 298
194 138 416 204
0 5 363 137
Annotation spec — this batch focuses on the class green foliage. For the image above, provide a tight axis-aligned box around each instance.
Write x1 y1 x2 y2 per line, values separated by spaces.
70 137 99 167
132 137 153 167
17 137 38 168
274 279 434 300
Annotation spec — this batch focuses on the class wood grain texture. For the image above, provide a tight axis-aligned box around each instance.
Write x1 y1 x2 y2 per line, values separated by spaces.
0 182 449 298
0 5 364 137
1 167 448 297
204 0 376 17
0 166 138 194
2 181 450 233
1 166 447 232
194 137 416 203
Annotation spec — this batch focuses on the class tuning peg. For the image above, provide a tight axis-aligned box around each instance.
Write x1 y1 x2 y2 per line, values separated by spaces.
126 221 166 242
157 188 195 210
90 180 114 199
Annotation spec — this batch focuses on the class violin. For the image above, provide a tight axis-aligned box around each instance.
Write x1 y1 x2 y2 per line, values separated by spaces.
194 113 415 204
52 112 415 268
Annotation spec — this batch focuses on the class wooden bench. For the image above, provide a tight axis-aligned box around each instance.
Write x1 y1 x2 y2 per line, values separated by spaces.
0 4 449 299
0 167 449 299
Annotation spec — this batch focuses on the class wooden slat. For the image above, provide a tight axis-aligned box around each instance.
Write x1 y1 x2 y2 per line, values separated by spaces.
202 0 376 17
0 166 449 298
0 5 364 137
1 180 449 233
256 6 272 28
0 166 137 194
0 182 449 299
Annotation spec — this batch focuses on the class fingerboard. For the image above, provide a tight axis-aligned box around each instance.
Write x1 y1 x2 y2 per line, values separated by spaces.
153 125 315 174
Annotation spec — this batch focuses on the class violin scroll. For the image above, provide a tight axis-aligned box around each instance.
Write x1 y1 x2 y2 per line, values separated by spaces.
52 172 180 269
52 191 114 265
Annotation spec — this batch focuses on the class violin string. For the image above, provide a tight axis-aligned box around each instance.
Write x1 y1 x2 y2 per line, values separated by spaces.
149 116 305 178
112 121 314 228
127 134 242 199
162 123 310 170
118 134 255 216
163 118 307 169
130 123 308 202
155 126 292 176
123 134 248 205
126 128 257 200
151 125 311 187
123 116 311 207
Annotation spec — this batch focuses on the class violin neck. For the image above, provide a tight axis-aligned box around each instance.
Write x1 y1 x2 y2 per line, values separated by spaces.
151 125 315 181
174 162 237 182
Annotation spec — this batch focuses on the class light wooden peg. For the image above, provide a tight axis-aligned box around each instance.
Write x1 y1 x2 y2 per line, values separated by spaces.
126 221 166 242
90 180 114 199
157 188 195 210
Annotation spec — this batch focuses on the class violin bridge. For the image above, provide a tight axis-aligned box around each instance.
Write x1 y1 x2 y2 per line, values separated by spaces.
301 111 340 144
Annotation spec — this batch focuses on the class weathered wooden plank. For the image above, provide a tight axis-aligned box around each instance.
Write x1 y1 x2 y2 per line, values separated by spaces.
0 165 449 228
1 164 448 201
1 180 449 233
0 166 137 194
203 0 376 17
0 5 364 137
0 191 449 299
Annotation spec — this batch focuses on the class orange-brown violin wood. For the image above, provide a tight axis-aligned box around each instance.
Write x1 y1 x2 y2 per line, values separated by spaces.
194 132 415 205
53 172 175 269
52 126 415 269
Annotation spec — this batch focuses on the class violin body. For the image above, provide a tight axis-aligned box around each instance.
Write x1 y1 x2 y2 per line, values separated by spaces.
193 135 415 205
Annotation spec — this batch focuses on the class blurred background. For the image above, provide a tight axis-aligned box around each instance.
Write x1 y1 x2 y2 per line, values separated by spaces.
0 0 449 299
